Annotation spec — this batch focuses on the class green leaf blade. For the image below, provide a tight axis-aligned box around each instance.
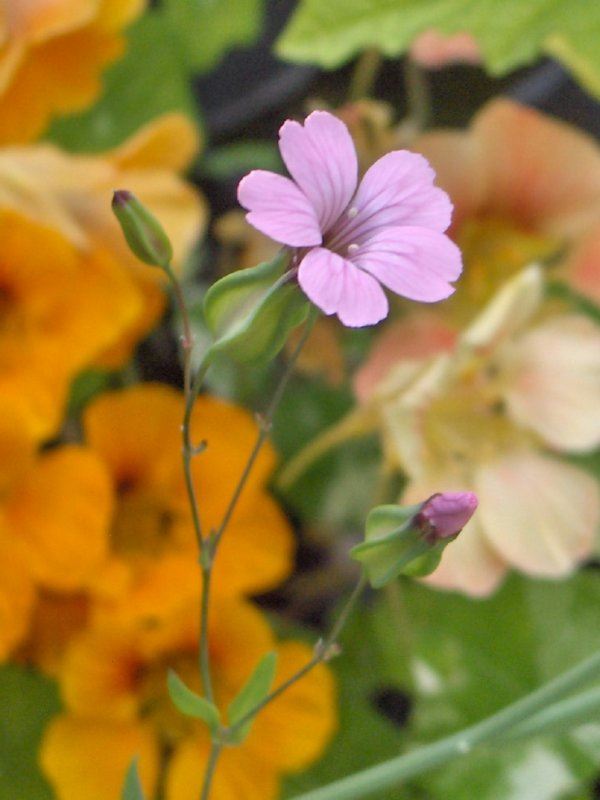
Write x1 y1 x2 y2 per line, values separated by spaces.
121 758 146 800
277 0 600 98
228 651 278 742
167 670 221 733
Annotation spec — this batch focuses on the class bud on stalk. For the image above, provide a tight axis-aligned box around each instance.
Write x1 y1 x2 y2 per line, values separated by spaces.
351 492 478 588
112 190 173 269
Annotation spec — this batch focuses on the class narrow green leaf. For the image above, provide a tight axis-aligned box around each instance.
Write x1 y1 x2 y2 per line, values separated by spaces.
277 0 600 98
228 652 278 742
167 670 221 733
121 758 146 800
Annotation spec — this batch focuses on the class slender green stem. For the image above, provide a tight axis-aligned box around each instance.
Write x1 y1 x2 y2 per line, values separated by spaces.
288 650 600 800
166 268 194 398
212 305 319 550
200 742 223 800
349 48 383 101
199 564 215 704
401 58 432 141
196 307 320 800
226 573 367 739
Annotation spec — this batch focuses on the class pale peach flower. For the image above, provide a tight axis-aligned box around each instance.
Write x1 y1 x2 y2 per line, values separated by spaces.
356 266 600 595
414 99 600 320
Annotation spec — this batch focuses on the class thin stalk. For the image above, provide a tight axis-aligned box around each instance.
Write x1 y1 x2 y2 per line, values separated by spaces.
288 650 600 800
349 48 383 101
498 684 600 743
200 742 223 800
226 574 367 739
400 58 432 142
196 307 320 800
212 305 319 551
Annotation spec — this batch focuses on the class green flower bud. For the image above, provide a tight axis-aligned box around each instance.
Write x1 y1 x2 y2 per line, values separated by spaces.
351 492 477 588
112 190 173 269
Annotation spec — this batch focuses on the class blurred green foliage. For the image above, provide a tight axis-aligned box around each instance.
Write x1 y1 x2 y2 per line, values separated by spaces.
283 572 600 799
278 0 600 98
0 666 61 800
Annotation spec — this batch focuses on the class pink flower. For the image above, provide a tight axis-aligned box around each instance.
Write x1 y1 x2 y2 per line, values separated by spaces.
417 492 479 540
238 111 462 327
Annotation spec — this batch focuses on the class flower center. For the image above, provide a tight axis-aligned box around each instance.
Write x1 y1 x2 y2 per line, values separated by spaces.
444 217 561 325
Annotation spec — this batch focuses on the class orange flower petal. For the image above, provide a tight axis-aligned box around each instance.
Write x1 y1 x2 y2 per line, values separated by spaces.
6 0 97 42
5 446 113 591
209 492 294 597
40 715 159 800
476 450 599 577
167 735 279 800
0 540 35 661
108 112 201 172
84 383 183 498
60 625 144 720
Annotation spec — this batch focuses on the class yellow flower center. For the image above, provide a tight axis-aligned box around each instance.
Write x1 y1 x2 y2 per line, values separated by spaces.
422 362 524 477
446 217 561 324
111 475 182 559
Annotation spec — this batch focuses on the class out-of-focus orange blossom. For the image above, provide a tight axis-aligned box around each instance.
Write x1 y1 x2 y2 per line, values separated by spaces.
0 0 145 144
40 593 336 800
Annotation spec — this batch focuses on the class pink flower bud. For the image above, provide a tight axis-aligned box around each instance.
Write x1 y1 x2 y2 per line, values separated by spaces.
417 492 478 541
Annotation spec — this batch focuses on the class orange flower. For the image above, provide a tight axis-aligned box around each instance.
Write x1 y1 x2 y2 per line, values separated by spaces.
0 208 141 439
354 267 600 595
414 99 600 321
0 113 206 371
41 594 336 800
82 383 294 608
0 0 144 144
0 406 113 662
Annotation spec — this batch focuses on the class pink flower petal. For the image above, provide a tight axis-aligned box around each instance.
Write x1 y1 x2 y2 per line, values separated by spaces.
353 226 462 302
350 151 453 237
298 247 388 327
476 451 599 577
237 169 322 247
503 315 600 452
279 111 358 234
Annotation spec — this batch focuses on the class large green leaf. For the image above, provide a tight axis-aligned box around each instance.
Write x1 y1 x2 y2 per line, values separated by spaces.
283 571 600 799
47 12 198 152
0 666 61 800
163 0 265 72
277 0 600 98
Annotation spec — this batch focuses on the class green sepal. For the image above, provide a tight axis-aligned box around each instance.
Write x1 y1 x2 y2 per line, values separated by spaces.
351 503 452 588
204 253 309 364
167 670 221 734
227 651 278 743
121 758 146 800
